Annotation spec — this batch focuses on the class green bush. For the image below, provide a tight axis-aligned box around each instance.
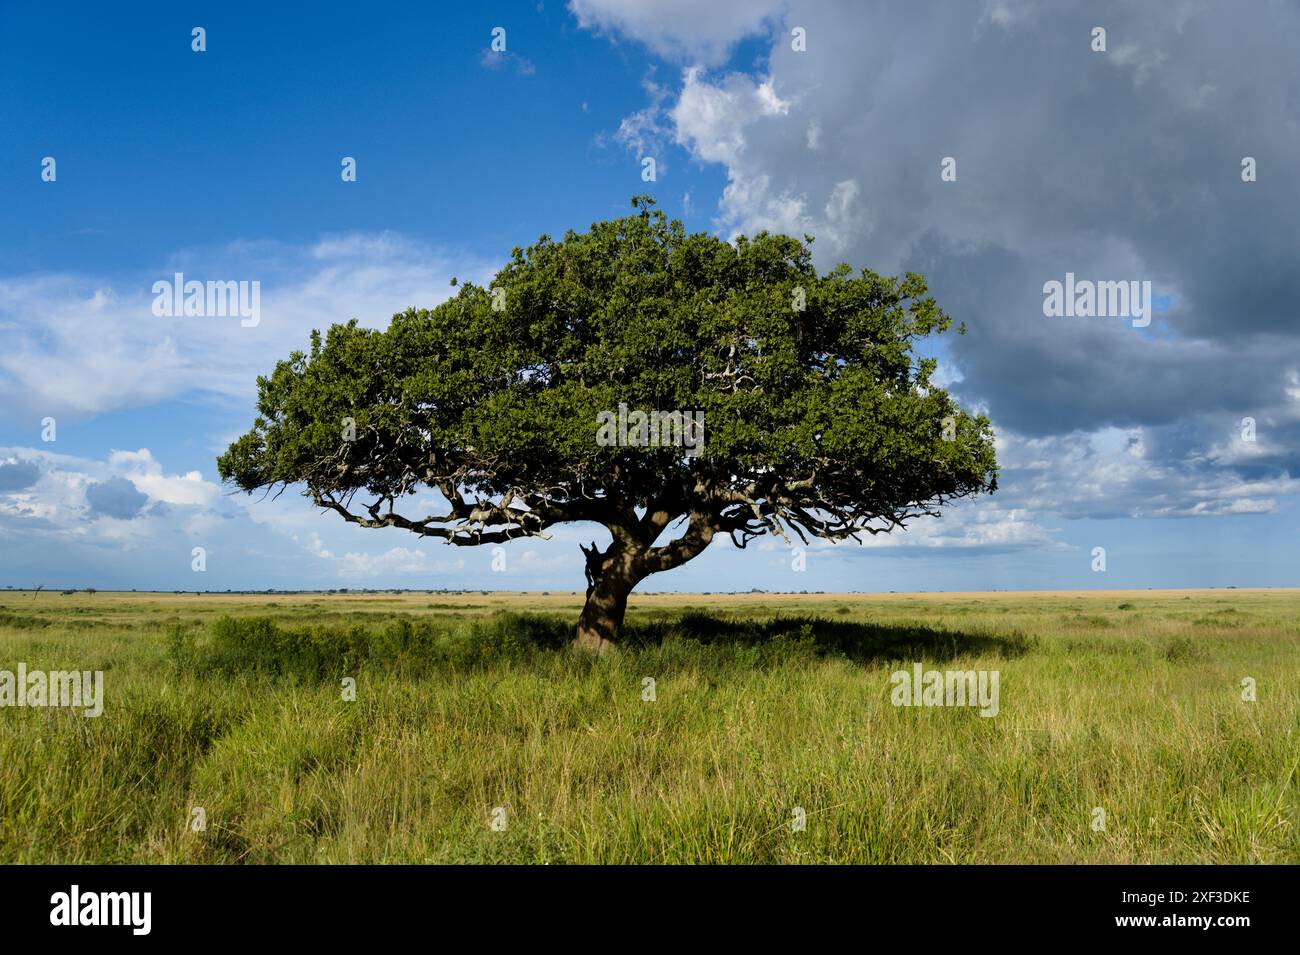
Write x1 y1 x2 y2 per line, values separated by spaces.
185 611 576 680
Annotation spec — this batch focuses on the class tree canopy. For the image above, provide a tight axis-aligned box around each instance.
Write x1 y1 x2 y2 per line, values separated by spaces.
218 197 997 649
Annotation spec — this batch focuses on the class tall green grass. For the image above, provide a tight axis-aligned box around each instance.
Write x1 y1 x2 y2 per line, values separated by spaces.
0 592 1295 863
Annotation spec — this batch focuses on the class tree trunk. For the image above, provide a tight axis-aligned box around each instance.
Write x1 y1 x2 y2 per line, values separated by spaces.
572 541 637 652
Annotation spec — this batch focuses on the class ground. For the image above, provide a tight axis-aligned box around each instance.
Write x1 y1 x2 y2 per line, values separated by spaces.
0 588 1295 863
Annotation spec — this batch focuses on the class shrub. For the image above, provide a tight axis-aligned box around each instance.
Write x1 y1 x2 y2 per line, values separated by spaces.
185 611 576 680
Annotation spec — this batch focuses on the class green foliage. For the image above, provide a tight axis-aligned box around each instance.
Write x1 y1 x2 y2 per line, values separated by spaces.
187 613 575 679
217 198 997 569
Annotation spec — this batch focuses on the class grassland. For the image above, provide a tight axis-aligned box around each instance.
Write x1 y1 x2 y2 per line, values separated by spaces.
0 588 1296 864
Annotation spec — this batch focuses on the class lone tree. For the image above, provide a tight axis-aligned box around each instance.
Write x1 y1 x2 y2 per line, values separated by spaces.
218 198 997 651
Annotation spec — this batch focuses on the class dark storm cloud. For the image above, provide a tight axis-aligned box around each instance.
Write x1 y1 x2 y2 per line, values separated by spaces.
650 0 1300 520
674 0 1300 437
909 235 1295 438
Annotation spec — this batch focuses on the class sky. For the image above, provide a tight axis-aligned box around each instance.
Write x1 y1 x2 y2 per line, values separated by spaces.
1 0 1298 593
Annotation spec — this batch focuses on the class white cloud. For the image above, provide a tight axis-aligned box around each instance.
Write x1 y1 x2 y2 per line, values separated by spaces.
478 49 537 75
108 449 216 507
0 235 497 420
338 546 466 580
840 502 1061 552
997 427 1300 520
0 446 222 531
671 67 788 166
668 67 867 251
569 0 789 65
612 72 673 163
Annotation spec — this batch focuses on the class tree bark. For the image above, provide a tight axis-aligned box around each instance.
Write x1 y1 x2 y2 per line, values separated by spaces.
570 509 716 652
572 540 638 652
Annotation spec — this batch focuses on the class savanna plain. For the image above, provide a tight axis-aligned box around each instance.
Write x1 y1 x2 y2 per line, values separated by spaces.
0 588 1295 864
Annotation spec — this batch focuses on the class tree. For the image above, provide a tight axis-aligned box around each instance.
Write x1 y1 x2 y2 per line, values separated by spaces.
217 198 997 651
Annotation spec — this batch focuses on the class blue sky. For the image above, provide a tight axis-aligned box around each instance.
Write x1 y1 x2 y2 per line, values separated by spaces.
2 1 1299 593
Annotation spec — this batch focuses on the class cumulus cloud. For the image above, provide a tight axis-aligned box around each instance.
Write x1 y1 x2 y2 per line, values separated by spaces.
84 477 149 520
0 444 601 590
0 447 228 533
108 449 217 508
994 427 1300 520
0 446 279 588
568 0 789 65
